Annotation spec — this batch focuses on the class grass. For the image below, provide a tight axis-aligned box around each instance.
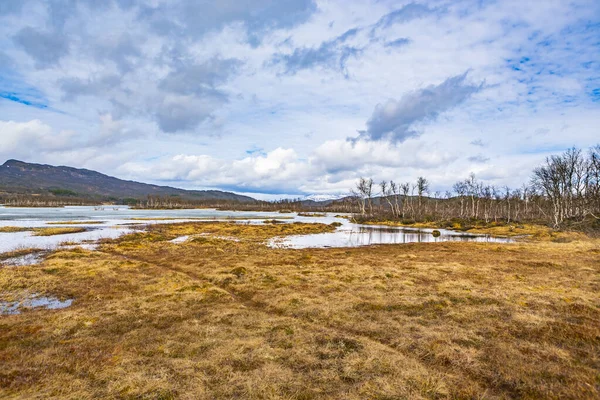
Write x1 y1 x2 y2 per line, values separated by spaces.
1 226 91 235
0 221 598 398
0 227 31 233
32 227 88 236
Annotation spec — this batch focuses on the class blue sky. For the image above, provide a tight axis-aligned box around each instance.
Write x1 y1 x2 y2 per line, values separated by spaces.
0 0 599 199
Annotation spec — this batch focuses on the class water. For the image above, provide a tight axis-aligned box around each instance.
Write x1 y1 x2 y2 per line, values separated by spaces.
0 295 73 315
0 205 512 253
0 205 289 253
1 251 47 267
169 235 190 244
270 225 513 249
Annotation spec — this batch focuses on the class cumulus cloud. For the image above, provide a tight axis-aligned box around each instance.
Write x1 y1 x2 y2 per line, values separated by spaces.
117 138 462 195
360 72 482 142
314 139 456 174
119 147 312 193
0 120 77 155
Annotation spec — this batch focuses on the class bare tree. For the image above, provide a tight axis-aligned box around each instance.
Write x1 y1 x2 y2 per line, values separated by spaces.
416 176 429 216
400 182 410 219
339 145 599 228
354 178 374 215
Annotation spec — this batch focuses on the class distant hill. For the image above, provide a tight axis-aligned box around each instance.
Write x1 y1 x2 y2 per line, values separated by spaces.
0 160 255 203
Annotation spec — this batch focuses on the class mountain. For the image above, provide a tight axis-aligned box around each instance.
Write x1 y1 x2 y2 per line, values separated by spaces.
0 160 255 203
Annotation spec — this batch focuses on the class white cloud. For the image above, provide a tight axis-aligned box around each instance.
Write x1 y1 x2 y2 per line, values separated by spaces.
0 120 76 154
0 0 598 197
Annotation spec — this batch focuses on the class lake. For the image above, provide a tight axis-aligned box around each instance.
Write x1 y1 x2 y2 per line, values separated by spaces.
0 206 512 255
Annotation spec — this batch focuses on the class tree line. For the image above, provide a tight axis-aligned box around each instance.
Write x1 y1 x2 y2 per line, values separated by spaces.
350 145 600 228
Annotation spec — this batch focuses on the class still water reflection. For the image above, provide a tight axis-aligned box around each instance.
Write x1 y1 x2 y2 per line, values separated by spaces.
270 225 513 249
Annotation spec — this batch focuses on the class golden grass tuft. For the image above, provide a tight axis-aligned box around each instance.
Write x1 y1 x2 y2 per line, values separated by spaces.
0 227 31 233
0 221 598 398
32 227 88 236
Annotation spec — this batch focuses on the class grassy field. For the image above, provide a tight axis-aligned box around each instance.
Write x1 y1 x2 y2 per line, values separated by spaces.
0 221 598 399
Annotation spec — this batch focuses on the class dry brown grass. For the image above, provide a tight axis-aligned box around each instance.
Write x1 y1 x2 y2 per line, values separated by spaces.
0 221 598 399
0 227 31 233
32 227 88 236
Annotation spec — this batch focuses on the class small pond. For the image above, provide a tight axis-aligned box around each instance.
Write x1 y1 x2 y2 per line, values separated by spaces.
0 295 73 315
269 224 513 249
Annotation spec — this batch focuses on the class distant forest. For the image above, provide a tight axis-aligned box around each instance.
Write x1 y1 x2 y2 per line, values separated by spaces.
349 145 600 229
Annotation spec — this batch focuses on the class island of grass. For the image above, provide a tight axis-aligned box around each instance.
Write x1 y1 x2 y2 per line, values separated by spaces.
297 212 327 217
32 227 88 236
0 220 598 398
1 226 91 236
0 227 31 233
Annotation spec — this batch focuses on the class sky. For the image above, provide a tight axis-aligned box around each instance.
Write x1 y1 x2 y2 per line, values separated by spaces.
0 0 599 200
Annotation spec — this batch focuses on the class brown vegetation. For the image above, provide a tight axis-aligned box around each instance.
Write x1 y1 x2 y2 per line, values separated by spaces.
0 221 598 399
0 227 30 233
32 227 88 236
